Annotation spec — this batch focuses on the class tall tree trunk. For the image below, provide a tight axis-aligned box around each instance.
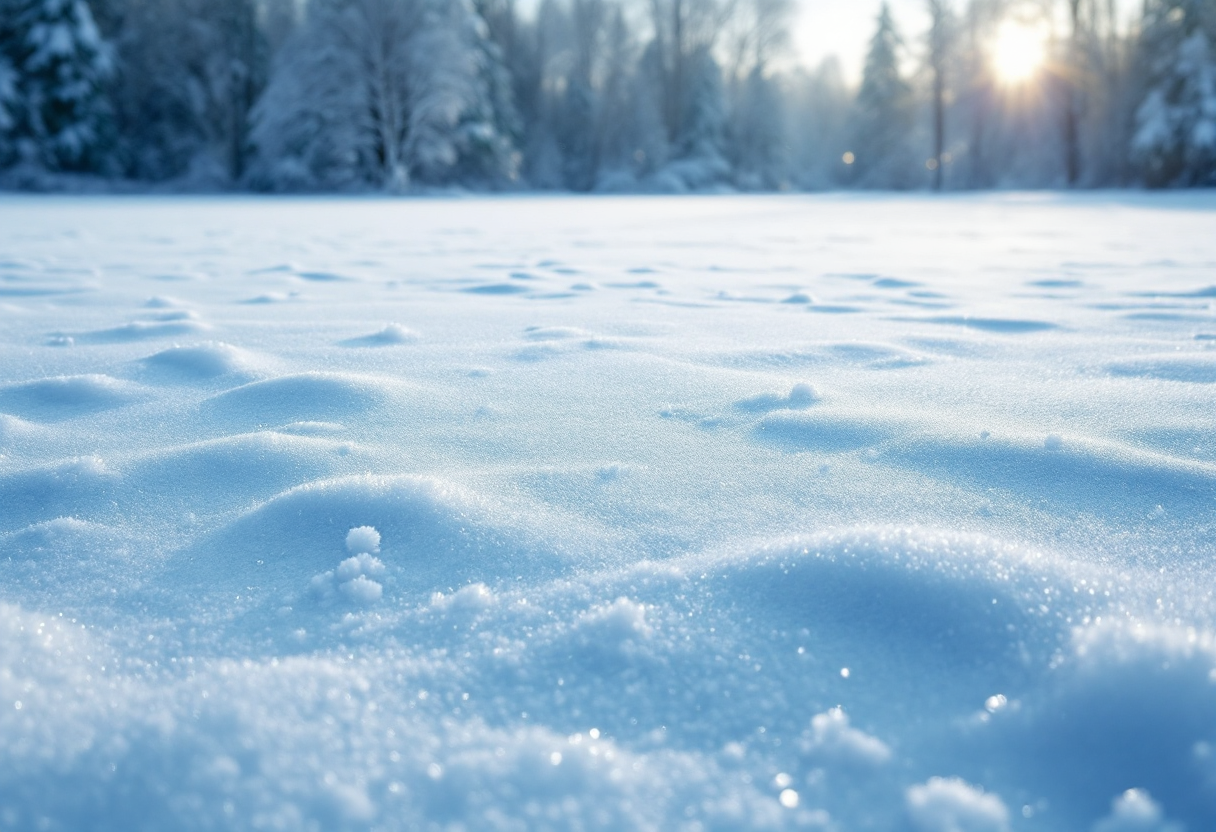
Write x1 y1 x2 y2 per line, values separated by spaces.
1063 0 1082 186
933 66 944 190
928 0 949 191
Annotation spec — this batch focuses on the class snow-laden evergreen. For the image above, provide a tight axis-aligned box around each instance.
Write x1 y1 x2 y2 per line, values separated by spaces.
1133 0 1216 187
0 0 1215 190
3 0 112 171
660 45 730 191
0 54 17 163
847 3 916 189
727 66 787 190
451 8 521 186
107 0 268 184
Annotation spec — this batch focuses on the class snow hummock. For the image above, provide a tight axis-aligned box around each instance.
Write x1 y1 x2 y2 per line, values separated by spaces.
906 778 1010 832
800 707 892 767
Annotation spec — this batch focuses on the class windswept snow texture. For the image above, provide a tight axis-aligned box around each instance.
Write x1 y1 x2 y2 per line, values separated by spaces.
2 193 1216 832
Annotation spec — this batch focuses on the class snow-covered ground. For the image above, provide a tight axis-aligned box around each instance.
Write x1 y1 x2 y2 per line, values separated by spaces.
2 193 1215 832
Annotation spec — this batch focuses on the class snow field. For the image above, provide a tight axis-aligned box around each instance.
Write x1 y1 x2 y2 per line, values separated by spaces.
0 193 1215 830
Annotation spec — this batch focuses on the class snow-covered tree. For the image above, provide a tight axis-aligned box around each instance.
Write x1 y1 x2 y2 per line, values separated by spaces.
784 57 851 189
645 0 730 149
662 45 729 189
3 0 113 171
724 0 793 189
848 2 916 188
105 0 271 183
452 7 521 186
251 0 515 190
0 54 17 163
728 66 786 189
594 5 663 186
1133 0 1216 187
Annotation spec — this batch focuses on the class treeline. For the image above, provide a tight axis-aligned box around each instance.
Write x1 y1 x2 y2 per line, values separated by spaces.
0 0 1213 192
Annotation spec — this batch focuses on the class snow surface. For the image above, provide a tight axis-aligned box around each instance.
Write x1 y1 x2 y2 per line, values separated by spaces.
1 192 1215 831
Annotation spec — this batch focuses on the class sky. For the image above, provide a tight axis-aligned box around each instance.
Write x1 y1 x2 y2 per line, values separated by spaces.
516 0 1137 85
514 0 928 83
794 0 928 82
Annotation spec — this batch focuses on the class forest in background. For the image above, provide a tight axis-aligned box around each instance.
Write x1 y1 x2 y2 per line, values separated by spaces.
0 0 1213 193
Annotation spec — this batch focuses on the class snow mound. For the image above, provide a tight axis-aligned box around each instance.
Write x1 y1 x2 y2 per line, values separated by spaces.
573 597 651 643
141 342 265 381
76 319 211 343
2 519 149 605
1107 355 1216 384
890 432 1216 518
692 529 1072 666
0 375 146 421
757 410 891 452
339 324 420 347
0 412 46 448
735 383 821 413
906 777 1009 832
523 325 593 341
428 582 495 614
123 432 357 507
182 475 568 603
1092 789 1182 832
201 372 395 426
799 707 892 767
0 456 121 531
988 620 1216 828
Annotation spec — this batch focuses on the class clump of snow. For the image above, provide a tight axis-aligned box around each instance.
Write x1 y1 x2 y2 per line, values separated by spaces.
341 324 419 347
373 323 418 343
338 574 383 604
735 383 821 414
575 597 651 642
430 583 495 613
311 530 387 605
906 777 1009 832
1092 789 1182 832
336 552 385 582
799 707 892 766
346 526 381 555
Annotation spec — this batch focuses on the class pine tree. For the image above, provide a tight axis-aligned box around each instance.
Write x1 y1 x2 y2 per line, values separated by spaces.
452 4 522 187
848 2 916 188
105 0 272 183
664 45 729 188
0 54 17 164
8 0 113 171
728 66 786 189
1133 0 1216 186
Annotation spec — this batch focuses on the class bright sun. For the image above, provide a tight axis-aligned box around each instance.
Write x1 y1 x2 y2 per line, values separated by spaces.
992 21 1047 84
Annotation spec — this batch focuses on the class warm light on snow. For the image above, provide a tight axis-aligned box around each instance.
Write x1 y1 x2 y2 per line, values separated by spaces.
992 20 1047 84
